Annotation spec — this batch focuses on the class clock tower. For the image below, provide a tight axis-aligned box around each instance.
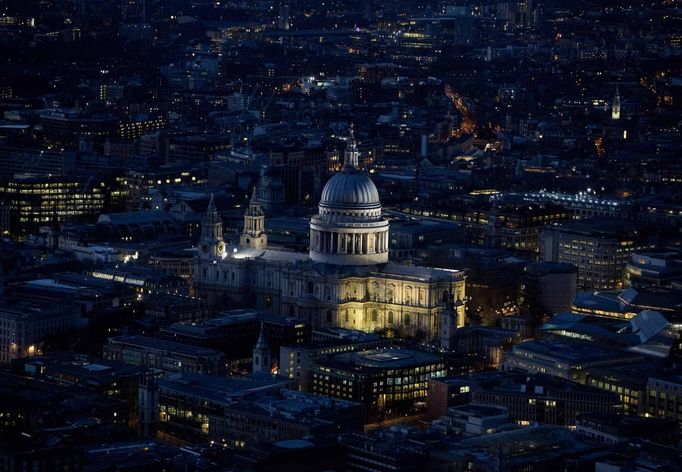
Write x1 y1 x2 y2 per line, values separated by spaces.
240 189 268 249
199 193 225 259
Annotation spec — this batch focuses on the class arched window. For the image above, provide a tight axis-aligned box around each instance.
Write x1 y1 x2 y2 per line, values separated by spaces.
371 309 378 322
288 305 295 317
388 311 394 324
307 281 314 294
344 310 349 322
404 313 411 326
326 310 332 323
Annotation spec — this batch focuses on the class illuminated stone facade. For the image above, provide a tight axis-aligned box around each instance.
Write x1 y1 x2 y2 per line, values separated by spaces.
195 132 465 343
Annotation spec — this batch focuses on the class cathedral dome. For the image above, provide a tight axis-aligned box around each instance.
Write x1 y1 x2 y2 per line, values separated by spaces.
309 126 389 266
319 168 381 210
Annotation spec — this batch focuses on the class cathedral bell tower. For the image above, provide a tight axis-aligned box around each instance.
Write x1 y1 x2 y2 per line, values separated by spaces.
199 194 225 260
240 189 268 249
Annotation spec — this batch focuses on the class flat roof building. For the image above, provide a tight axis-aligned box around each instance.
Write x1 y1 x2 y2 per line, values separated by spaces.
306 347 447 422
501 339 645 382
157 372 288 443
0 299 81 363
160 309 310 374
540 218 653 290
103 335 227 375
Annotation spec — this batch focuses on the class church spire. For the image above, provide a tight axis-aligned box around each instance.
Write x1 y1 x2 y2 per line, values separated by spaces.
205 193 219 226
252 321 272 374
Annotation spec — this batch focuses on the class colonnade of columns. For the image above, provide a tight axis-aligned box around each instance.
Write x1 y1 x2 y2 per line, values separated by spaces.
311 229 389 255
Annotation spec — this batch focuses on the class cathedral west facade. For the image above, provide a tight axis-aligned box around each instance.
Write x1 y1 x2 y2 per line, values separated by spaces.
194 132 466 344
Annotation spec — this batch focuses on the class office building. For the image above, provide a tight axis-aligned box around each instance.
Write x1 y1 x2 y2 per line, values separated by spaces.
39 108 118 147
306 347 447 422
160 310 310 374
572 286 682 322
0 299 81 363
157 372 288 443
210 389 362 448
501 339 645 382
576 413 679 445
520 262 577 317
7 273 136 317
434 404 511 437
646 373 682 423
280 329 391 386
469 370 621 426
426 377 471 419
103 335 227 375
540 218 653 290
0 174 106 238
624 251 682 288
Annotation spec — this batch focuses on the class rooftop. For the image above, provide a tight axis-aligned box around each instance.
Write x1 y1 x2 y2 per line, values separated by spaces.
162 310 300 337
323 347 442 369
158 372 287 405
511 339 640 363
549 217 642 238
108 335 224 358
